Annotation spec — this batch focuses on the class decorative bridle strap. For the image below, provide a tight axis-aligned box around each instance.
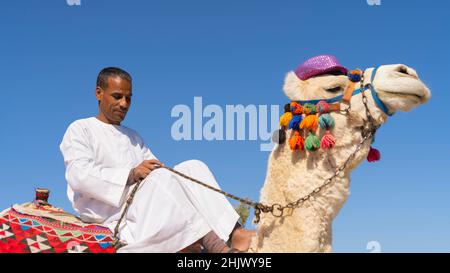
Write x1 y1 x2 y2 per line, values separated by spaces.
366 67 393 116
295 67 394 116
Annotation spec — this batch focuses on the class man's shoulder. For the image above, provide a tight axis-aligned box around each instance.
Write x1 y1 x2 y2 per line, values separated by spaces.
63 118 143 142
65 117 95 131
60 118 95 149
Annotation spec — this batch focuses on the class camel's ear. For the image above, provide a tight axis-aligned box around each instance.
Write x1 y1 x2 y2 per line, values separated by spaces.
283 71 306 101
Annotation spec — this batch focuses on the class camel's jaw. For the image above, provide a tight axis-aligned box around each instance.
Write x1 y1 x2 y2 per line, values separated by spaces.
371 65 431 113
376 78 431 113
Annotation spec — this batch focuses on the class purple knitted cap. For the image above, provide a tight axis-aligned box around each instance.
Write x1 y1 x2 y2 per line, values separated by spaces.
294 55 348 80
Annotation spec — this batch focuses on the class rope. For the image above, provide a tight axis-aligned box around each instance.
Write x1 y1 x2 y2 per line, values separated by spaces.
111 127 374 249
111 70 380 249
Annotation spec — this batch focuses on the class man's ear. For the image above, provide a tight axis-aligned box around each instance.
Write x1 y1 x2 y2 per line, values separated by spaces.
95 86 103 103
283 71 307 101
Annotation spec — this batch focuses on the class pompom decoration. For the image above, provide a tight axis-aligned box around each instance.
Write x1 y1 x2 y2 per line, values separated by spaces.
289 131 305 151
305 132 321 151
288 114 303 130
279 112 293 127
367 146 381 162
290 102 303 115
320 130 336 149
303 103 317 115
300 114 318 131
348 69 362 82
272 129 286 144
277 67 383 161
316 100 330 114
318 113 335 129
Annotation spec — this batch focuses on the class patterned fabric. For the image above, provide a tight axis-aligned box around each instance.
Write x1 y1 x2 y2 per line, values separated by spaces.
0 204 116 253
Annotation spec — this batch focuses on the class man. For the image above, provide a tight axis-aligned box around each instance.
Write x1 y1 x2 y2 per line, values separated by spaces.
60 67 254 253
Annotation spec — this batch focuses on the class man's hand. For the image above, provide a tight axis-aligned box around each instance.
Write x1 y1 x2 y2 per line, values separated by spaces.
127 159 164 185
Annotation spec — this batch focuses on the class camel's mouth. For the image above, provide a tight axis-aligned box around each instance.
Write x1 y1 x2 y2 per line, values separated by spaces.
383 91 427 103
371 66 431 113
377 83 431 113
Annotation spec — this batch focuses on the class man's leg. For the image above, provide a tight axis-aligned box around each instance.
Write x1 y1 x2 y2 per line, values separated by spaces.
172 160 240 241
229 223 256 252
116 168 212 253
173 160 255 251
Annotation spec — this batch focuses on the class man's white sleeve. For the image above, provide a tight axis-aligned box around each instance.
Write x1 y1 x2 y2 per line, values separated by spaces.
60 123 130 208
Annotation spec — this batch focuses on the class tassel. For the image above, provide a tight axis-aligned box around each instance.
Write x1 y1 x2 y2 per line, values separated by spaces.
320 130 336 149
367 146 381 162
348 69 362 82
305 132 320 151
300 114 318 131
279 112 293 127
289 131 305 151
288 115 303 130
318 113 335 129
272 129 287 144
303 103 317 115
290 102 303 115
316 101 330 114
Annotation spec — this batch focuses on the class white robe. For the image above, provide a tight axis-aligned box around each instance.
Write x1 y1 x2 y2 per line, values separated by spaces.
59 117 239 252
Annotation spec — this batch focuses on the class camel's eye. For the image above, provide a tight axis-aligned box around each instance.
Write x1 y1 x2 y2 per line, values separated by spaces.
324 86 342 93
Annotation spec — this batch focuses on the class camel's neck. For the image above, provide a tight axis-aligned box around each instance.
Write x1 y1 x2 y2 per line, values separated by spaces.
262 113 370 205
253 113 372 252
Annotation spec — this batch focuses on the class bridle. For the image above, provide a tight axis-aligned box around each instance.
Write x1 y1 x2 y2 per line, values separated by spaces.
295 67 393 118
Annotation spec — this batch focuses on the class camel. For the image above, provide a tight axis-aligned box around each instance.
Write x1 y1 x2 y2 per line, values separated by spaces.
249 63 431 253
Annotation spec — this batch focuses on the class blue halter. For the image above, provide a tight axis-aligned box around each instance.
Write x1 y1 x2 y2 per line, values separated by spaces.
296 67 394 116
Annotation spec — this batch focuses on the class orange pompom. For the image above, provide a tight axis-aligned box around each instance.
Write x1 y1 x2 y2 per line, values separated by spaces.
289 131 305 151
300 114 319 131
290 102 303 115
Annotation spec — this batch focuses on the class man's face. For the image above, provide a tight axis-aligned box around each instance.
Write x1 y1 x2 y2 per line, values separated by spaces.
95 76 132 125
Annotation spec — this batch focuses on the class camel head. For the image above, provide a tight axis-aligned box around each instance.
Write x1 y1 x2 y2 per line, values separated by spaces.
283 64 431 127
252 57 431 253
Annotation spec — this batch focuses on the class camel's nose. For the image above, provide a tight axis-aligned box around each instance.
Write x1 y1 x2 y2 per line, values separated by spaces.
394 65 419 79
390 65 431 103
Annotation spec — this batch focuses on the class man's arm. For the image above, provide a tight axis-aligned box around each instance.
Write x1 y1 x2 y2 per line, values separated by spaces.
125 133 164 185
127 159 164 186
60 123 131 208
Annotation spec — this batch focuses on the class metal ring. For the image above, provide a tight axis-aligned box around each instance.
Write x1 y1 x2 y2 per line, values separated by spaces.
271 204 284 217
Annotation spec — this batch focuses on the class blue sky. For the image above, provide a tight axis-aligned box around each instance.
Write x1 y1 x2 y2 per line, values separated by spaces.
1 0 449 252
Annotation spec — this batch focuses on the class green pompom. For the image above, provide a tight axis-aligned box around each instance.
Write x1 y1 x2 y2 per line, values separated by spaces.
303 103 317 115
318 113 335 129
305 132 321 151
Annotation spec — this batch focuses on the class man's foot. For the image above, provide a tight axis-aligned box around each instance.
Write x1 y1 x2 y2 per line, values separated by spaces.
230 228 256 252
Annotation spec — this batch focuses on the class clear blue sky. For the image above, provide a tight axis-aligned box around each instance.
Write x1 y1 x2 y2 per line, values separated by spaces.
1 0 449 252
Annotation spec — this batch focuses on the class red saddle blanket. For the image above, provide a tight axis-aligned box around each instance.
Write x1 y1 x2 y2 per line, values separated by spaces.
0 203 116 253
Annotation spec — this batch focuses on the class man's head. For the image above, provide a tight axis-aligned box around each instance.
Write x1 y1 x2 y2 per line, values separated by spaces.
95 67 132 125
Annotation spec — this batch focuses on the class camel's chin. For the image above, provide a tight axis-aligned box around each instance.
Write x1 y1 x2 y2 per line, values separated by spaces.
379 91 429 113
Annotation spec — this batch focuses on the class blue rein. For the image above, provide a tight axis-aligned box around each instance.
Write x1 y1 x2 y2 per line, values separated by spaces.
296 67 393 116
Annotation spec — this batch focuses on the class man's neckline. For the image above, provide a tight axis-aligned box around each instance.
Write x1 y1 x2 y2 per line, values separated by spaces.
92 117 122 127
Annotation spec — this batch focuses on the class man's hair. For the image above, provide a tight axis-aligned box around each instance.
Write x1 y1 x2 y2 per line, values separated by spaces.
96 67 132 89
